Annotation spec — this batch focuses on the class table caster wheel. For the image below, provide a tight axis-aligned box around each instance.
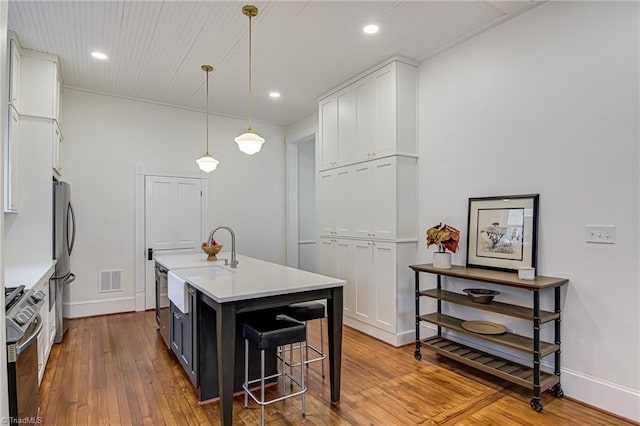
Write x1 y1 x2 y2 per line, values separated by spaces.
530 398 543 412
414 351 422 360
551 384 564 398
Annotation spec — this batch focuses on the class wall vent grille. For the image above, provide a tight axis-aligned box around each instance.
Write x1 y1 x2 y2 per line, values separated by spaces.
98 270 123 293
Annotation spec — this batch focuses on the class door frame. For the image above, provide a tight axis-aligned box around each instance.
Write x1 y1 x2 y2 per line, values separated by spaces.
134 166 210 311
285 131 316 268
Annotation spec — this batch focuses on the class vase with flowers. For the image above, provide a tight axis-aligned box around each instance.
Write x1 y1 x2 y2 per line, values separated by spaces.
426 223 460 269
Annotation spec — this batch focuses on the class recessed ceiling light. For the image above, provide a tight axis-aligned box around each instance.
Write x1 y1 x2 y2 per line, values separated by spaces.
269 91 281 99
91 51 108 60
363 24 379 34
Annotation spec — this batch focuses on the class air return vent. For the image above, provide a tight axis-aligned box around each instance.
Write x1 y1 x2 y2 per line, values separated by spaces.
98 270 122 293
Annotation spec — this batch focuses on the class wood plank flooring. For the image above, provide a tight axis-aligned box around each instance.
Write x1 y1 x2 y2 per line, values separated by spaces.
39 311 635 425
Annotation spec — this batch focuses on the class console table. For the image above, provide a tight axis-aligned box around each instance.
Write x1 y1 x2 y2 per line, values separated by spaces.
410 264 569 412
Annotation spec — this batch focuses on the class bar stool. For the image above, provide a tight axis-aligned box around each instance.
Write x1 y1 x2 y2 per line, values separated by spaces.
243 315 307 425
280 302 326 378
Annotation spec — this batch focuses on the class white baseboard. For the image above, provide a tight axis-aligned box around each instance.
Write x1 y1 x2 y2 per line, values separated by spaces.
344 316 414 347
418 323 640 422
64 296 136 318
135 291 145 312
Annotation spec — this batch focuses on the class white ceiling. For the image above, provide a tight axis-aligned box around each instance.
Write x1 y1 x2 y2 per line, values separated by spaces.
8 1 540 126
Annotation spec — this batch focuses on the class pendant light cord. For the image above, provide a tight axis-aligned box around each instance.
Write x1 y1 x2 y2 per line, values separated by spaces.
205 68 210 154
248 13 253 132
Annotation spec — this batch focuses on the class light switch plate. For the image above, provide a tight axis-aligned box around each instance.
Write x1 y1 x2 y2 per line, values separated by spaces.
585 225 616 244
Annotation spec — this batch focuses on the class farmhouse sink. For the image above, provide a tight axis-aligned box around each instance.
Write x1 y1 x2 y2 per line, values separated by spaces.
168 266 232 313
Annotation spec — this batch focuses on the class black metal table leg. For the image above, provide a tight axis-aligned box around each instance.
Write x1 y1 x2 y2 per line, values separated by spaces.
530 290 543 412
414 270 422 360
437 275 442 337
551 286 564 398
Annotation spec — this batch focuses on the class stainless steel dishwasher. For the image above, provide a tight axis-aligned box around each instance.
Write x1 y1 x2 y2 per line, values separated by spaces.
155 264 170 349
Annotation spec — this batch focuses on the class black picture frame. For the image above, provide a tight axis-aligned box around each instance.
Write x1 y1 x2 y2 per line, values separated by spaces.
466 194 539 272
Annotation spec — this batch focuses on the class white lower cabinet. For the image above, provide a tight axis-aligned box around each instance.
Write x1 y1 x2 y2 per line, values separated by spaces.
318 237 414 346
36 278 52 385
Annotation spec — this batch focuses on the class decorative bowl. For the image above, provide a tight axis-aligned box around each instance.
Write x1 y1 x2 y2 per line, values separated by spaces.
462 288 500 304
201 244 223 261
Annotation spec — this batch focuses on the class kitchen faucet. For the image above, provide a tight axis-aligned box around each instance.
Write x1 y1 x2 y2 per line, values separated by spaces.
208 226 238 268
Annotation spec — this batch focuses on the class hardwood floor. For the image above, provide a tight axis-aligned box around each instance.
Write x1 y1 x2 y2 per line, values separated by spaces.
40 311 634 425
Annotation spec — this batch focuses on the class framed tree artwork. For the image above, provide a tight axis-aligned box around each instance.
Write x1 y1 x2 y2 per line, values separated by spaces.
466 194 539 272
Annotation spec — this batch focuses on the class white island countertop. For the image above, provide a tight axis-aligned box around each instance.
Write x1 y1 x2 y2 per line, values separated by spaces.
154 252 345 303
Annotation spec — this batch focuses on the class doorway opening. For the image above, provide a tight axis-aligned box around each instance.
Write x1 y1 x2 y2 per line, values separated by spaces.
286 133 316 271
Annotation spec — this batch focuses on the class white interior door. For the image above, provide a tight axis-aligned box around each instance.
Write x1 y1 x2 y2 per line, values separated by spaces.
144 176 202 309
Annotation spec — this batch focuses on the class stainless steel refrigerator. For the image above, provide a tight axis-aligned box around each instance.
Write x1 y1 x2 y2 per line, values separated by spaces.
52 181 76 343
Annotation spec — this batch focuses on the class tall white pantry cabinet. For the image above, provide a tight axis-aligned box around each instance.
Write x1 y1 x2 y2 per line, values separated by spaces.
316 57 418 346
4 34 63 213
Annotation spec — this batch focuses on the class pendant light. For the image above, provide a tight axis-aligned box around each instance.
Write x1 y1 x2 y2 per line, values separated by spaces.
196 65 220 172
234 5 265 155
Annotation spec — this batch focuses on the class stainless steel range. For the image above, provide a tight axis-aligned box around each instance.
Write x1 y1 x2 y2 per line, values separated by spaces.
5 285 45 424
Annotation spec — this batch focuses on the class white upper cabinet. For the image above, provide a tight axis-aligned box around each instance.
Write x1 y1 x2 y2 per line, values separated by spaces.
5 106 20 212
19 51 61 121
9 38 21 111
317 58 417 171
318 97 338 170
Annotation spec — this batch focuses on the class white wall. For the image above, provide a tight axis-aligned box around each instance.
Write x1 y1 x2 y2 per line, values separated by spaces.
61 89 286 312
417 2 639 420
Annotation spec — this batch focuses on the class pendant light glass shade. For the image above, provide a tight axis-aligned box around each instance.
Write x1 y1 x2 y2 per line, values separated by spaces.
197 65 219 172
234 131 265 155
236 5 265 155
196 154 219 172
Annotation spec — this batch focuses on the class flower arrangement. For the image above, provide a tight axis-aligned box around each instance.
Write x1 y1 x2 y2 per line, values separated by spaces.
426 223 460 253
202 240 221 248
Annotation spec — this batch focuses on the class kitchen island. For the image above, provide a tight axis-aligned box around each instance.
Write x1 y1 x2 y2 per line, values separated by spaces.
154 253 345 426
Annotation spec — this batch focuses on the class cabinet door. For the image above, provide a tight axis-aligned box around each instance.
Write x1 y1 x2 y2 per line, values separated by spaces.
335 239 354 317
170 303 182 355
370 158 397 240
317 170 336 236
353 240 373 322
352 163 373 238
336 87 354 165
52 121 62 176
9 39 20 108
317 237 336 278
354 77 375 163
372 242 396 332
19 56 57 119
318 96 338 170
182 288 194 372
334 167 353 236
373 64 396 158
5 106 19 212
